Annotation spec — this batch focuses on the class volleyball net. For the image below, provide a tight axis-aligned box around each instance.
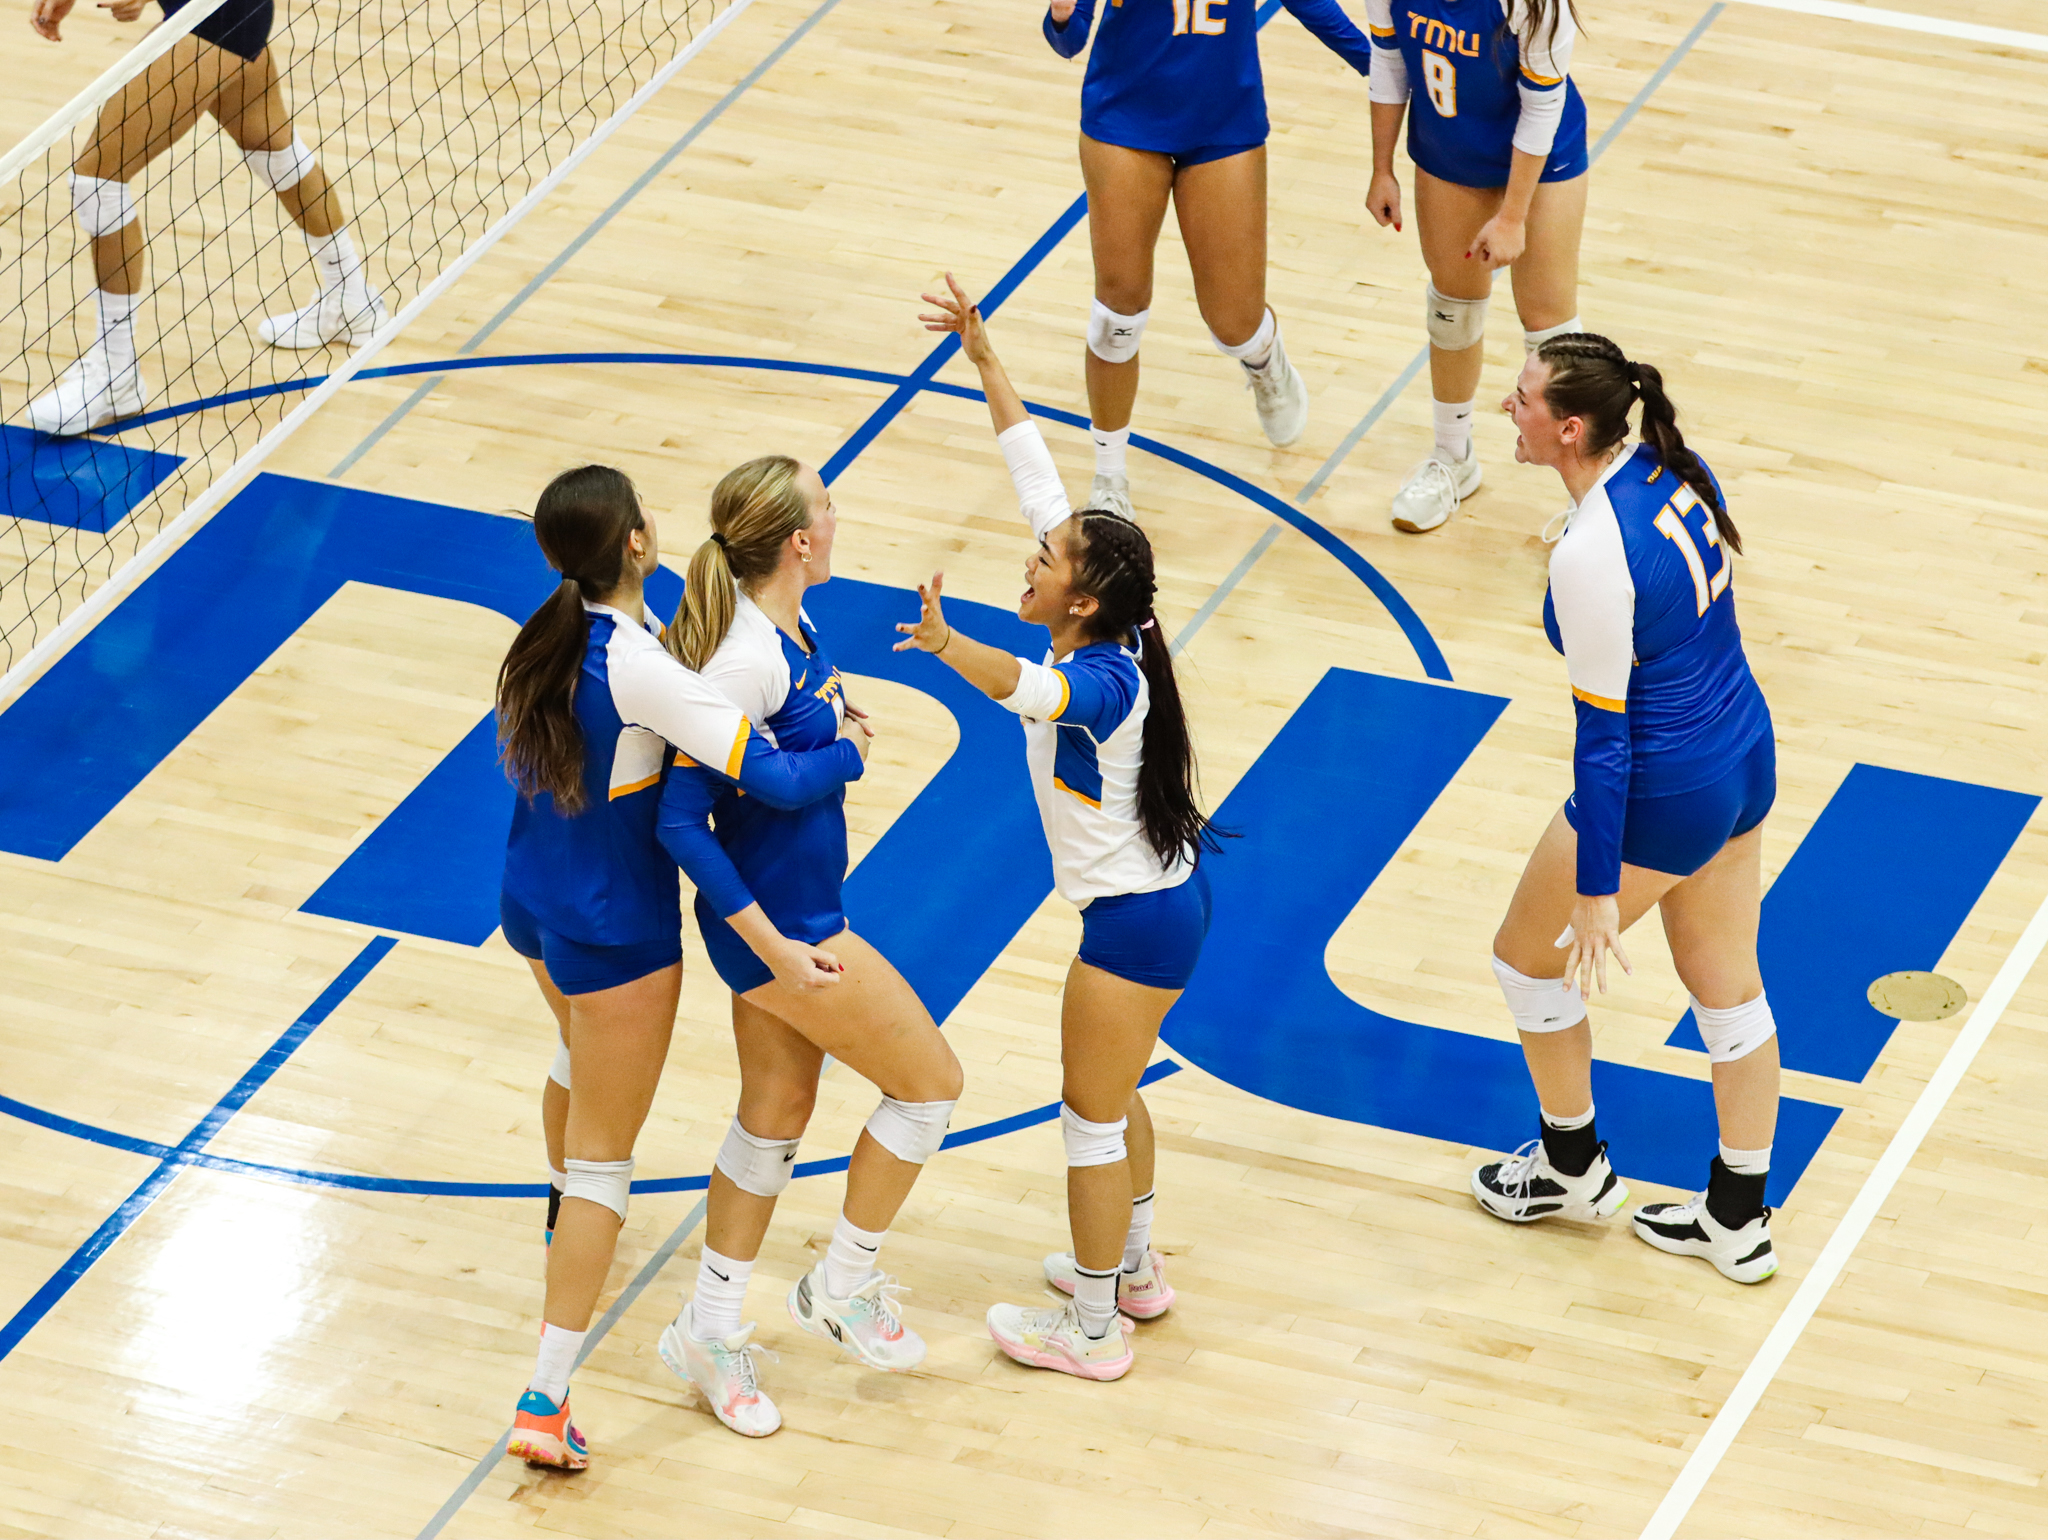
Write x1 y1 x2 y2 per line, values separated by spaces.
0 0 738 692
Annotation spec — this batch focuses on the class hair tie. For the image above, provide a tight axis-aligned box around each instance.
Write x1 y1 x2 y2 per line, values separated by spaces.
710 532 728 549
1139 617 1157 631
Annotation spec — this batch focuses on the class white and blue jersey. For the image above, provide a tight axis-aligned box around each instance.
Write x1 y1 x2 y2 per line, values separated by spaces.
997 422 1195 904
1545 445 1774 895
501 601 863 951
1366 0 1586 187
658 596 855 992
1046 0 1373 157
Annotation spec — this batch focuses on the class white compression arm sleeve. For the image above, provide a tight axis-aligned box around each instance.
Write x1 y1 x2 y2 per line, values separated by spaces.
1365 0 1409 103
998 420 1075 542
1509 0 1576 157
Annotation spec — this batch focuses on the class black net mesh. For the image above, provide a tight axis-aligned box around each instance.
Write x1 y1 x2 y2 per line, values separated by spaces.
0 0 723 675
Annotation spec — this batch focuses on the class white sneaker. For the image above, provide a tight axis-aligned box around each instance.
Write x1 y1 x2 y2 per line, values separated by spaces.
1471 1138 1629 1223
25 353 148 436
258 285 388 349
1042 1248 1175 1319
1632 1192 1778 1284
1244 330 1309 447
786 1261 925 1371
987 1299 1135 1381
1390 444 1482 533
658 1308 781 1437
1086 471 1134 519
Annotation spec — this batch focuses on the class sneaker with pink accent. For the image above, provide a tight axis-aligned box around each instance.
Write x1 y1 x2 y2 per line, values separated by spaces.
787 1261 926 1371
986 1300 1135 1381
1042 1248 1175 1319
506 1388 588 1469
658 1310 781 1438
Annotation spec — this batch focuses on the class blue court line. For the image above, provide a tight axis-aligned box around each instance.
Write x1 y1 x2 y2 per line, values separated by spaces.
330 0 852 477
0 935 395 1366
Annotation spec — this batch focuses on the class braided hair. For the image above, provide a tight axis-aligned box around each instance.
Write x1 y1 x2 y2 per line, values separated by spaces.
1067 508 1226 865
1535 331 1740 553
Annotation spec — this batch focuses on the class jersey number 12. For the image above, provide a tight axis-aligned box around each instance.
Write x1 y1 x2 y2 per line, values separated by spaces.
1171 0 1227 34
1654 485 1730 617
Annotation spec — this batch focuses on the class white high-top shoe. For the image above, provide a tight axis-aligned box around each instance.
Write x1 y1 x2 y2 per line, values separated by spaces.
26 350 148 437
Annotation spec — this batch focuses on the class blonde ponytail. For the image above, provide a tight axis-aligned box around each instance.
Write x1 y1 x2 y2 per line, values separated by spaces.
669 455 813 669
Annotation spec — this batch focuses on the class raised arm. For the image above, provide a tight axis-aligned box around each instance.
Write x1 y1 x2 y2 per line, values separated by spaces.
1280 0 1373 75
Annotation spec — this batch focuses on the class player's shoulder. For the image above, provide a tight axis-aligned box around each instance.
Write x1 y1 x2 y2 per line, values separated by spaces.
701 595 794 718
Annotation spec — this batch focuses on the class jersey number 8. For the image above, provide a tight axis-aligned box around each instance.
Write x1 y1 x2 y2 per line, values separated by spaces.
1421 50 1457 116
1654 486 1730 617
1170 0 1227 35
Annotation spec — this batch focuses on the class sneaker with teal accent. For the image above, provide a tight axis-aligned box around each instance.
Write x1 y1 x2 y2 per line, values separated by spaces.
787 1261 926 1371
507 1388 588 1469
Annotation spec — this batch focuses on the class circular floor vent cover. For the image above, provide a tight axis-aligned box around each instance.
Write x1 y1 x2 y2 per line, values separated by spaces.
1867 971 1967 1022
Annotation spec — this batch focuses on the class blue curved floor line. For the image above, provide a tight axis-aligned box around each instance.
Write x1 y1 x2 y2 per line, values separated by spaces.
37 1063 1183 1199
99 350 1449 681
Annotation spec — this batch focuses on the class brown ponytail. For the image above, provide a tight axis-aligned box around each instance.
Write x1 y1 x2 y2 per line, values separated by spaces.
496 465 646 813
670 455 812 670
1535 332 1741 555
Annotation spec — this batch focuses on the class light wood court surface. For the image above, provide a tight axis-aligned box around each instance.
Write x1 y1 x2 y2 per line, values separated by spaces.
1 0 2046 1535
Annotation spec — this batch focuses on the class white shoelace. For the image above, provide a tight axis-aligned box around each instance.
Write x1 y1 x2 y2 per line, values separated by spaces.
1246 356 1290 405
848 1276 909 1333
710 1334 776 1394
1494 1138 1546 1198
1541 506 1573 544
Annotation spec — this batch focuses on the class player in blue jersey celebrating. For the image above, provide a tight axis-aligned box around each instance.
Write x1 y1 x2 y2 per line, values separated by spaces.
1042 0 1374 514
1363 0 1589 533
494 465 869 1470
906 276 1222 1381
1469 335 1784 1286
653 457 963 1438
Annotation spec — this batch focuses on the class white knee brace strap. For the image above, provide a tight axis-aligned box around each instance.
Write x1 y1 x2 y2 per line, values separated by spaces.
1524 316 1583 353
547 1038 571 1090
1491 955 1586 1034
70 173 136 238
1087 299 1148 364
865 1096 953 1165
562 1156 634 1221
715 1116 801 1197
243 135 317 193
1693 991 1776 1064
1424 281 1489 352
1060 1103 1128 1168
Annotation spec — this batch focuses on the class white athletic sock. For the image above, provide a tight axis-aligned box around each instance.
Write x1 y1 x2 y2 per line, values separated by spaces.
93 288 139 374
528 1321 585 1404
1122 1191 1155 1273
1214 309 1277 371
1431 397 1474 463
1091 424 1130 481
1719 1141 1771 1176
688 1245 753 1341
1073 1263 1119 1339
306 228 366 300
823 1212 886 1298
1541 1104 1594 1131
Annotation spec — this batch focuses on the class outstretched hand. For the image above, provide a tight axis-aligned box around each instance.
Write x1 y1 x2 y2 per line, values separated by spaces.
1559 893 1631 998
892 572 953 654
918 274 994 366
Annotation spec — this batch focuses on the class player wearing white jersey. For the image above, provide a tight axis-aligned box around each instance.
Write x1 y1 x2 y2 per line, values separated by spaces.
902 276 1223 1381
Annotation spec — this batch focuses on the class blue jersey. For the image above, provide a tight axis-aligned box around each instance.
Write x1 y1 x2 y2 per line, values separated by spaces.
1046 0 1372 156
1543 445 1773 895
658 597 854 946
1366 0 1586 187
501 601 863 948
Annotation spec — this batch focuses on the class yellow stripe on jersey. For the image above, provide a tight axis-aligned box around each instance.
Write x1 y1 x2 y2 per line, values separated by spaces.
1520 65 1563 85
724 717 751 780
1052 775 1102 809
1047 670 1072 722
672 750 699 768
1369 22 1396 35
1572 685 1626 713
609 771 661 800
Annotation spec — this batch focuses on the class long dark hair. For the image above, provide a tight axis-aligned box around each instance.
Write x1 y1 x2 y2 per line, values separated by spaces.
1499 0 1580 70
1535 332 1740 554
497 464 646 813
1067 509 1227 865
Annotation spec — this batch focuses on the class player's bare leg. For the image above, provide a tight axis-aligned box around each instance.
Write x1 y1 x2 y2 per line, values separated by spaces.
1175 145 1307 448
1077 133 1172 516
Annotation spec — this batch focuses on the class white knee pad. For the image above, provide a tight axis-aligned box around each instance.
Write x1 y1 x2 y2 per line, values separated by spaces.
1424 282 1489 352
1086 299 1148 364
715 1117 802 1197
243 135 316 193
1524 315 1583 353
1060 1103 1128 1168
562 1156 634 1221
1693 991 1776 1064
864 1095 954 1165
69 173 136 238
1491 954 1586 1034
547 1038 571 1090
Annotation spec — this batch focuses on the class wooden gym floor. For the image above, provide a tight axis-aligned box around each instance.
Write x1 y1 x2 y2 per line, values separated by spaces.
1 0 2046 1535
